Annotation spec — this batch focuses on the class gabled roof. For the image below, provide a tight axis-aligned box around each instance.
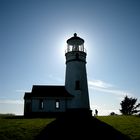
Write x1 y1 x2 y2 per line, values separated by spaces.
24 92 32 99
24 85 73 99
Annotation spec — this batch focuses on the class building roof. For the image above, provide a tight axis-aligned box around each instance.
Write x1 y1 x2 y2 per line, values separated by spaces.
24 92 32 99
24 85 73 99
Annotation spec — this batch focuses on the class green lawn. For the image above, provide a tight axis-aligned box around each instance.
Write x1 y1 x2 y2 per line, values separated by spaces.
97 115 140 140
0 115 139 140
0 116 54 140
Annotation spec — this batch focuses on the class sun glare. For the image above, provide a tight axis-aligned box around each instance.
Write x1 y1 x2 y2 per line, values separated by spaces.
54 31 96 66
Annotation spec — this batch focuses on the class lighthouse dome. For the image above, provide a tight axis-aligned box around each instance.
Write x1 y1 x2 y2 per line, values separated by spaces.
67 33 84 45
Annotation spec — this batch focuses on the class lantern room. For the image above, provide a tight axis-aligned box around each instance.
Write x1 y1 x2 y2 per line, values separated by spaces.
66 33 86 53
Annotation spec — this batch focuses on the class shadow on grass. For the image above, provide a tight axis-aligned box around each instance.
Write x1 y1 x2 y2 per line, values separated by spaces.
35 115 131 140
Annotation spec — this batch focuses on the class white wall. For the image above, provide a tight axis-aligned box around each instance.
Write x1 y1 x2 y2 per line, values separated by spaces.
31 98 66 112
65 52 90 109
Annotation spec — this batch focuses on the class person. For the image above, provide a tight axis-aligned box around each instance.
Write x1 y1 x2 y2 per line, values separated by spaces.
95 109 98 116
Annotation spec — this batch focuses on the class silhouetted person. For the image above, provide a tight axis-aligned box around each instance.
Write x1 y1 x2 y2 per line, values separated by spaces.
95 109 98 116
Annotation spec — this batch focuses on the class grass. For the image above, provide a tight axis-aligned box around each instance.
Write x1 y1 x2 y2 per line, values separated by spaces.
0 115 139 140
0 116 55 140
97 115 140 140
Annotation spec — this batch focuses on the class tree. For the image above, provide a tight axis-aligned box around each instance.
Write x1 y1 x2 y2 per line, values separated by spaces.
110 112 117 116
120 96 140 115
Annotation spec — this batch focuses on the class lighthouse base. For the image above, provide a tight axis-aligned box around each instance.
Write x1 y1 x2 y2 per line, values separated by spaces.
66 108 92 118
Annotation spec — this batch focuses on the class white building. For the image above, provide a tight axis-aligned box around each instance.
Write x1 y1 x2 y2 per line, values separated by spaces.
24 33 91 117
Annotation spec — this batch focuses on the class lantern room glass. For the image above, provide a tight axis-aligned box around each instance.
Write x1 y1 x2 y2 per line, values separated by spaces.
66 44 86 53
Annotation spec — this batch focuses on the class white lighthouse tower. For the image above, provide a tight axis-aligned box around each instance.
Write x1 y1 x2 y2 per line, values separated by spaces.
65 33 91 115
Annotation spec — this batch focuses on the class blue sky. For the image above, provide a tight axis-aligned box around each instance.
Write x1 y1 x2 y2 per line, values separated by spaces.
0 0 140 115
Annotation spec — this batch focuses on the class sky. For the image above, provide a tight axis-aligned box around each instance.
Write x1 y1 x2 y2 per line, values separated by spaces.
0 0 140 116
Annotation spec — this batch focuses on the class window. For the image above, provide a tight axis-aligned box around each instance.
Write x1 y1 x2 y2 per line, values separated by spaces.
39 99 44 109
75 80 80 90
55 100 60 109
76 53 79 59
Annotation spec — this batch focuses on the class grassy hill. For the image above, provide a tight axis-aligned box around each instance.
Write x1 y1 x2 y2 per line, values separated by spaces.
0 115 54 140
0 115 139 140
97 115 140 140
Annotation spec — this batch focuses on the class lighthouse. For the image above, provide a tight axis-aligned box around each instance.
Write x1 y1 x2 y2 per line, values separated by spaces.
65 33 91 115
24 33 91 117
